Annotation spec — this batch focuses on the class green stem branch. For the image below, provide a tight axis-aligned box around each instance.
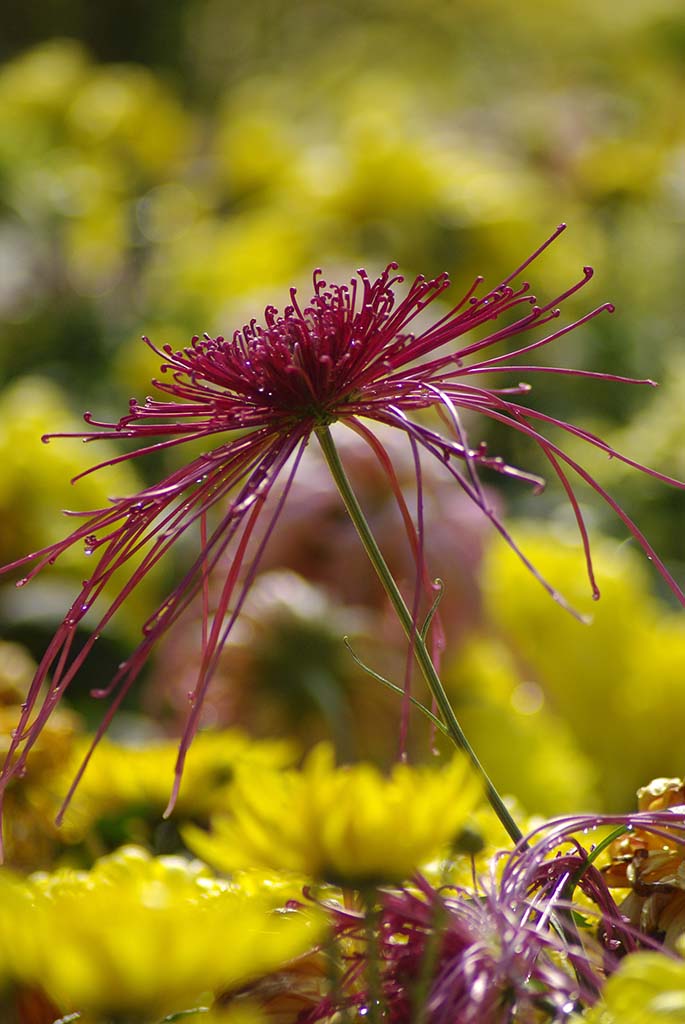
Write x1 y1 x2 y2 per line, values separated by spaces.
316 425 523 846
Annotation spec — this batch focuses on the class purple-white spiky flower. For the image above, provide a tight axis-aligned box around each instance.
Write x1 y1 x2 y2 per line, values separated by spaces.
1 225 683 844
300 806 685 1022
302 853 613 1023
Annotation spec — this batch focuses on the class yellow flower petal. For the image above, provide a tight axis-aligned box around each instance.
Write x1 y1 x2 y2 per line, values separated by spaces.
185 744 481 886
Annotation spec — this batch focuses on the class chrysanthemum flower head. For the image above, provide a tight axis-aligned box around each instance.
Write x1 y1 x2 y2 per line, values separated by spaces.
184 743 481 886
0 655 79 868
311 867 607 1024
579 952 685 1024
1 225 683 840
55 727 297 846
0 845 321 1020
603 777 685 950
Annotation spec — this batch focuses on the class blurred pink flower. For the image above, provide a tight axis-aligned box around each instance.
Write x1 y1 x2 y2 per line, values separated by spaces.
145 428 495 756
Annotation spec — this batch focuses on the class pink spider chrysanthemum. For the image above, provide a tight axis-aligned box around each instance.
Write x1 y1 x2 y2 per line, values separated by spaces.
302 807 684 1023
1 224 683 847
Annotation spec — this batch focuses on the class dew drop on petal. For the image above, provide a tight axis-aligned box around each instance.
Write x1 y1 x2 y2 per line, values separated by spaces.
15 577 28 588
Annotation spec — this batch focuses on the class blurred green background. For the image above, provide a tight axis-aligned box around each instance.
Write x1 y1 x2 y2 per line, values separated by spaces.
1 0 685 835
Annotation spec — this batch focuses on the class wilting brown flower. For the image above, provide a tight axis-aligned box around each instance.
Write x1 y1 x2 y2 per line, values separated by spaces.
603 777 685 949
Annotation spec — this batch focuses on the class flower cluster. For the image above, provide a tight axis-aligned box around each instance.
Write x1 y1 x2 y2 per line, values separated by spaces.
2 725 685 1021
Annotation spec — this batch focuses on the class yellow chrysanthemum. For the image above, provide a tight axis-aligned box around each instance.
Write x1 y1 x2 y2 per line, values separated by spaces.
0 376 158 634
480 524 685 810
0 868 32 987
0 649 81 867
0 846 321 1021
185 744 481 887
445 634 599 815
57 728 297 843
579 951 685 1024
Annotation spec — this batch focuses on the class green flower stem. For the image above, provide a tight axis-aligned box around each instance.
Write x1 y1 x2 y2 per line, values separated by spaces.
362 889 383 1024
411 895 447 1024
323 925 354 1024
562 824 628 904
315 425 523 846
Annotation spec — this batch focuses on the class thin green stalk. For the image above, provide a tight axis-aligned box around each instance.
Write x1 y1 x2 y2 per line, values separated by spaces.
323 924 354 1024
343 636 450 736
411 895 447 1024
315 425 523 846
362 889 383 1024
561 824 628 904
